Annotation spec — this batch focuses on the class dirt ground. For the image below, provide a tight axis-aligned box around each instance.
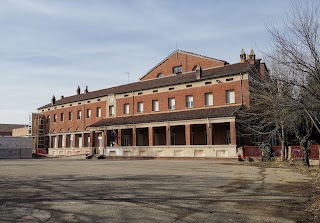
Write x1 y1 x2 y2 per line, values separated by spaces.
0 159 317 222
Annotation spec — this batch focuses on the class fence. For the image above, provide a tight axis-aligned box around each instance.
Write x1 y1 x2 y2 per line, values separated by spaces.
243 145 320 160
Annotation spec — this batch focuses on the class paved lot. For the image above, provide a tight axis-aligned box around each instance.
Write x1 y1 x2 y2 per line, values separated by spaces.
0 159 313 222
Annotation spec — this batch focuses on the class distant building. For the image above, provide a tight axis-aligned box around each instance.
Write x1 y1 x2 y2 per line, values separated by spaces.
31 49 268 158
0 124 27 137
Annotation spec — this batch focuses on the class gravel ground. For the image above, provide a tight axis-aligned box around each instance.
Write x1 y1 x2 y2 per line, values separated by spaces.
0 159 314 222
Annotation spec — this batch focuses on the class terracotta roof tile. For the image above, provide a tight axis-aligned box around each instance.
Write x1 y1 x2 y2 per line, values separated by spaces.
89 106 240 128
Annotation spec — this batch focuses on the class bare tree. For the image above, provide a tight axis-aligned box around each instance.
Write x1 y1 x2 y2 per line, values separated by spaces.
266 1 320 134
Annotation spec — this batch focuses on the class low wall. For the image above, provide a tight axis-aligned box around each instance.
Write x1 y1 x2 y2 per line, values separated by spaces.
0 137 32 159
48 148 92 157
104 145 237 158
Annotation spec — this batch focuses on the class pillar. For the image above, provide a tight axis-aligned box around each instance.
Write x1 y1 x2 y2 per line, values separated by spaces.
62 134 66 148
230 121 236 145
185 124 191 145
132 126 137 146
102 131 106 148
206 122 212 145
71 134 75 148
148 127 153 146
117 129 121 146
166 124 171 146
90 131 96 148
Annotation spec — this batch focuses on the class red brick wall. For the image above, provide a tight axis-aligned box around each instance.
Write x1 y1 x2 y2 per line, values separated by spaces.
141 51 226 81
117 80 246 117
42 101 107 134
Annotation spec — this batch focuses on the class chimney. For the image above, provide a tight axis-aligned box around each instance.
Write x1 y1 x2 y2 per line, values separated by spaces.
240 49 246 63
61 95 64 99
84 86 89 94
249 49 256 64
51 95 56 105
77 86 81 95
195 64 202 80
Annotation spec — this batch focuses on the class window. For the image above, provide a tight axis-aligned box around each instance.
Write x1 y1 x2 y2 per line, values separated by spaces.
53 114 57 122
169 87 174 90
60 113 64 122
168 98 175 110
109 105 115 116
124 103 129 114
205 93 213 106
186 84 192 88
226 78 233 82
86 109 91 118
152 100 159 112
153 90 158 93
226 90 235 104
77 110 81 120
156 73 164 78
47 115 50 123
205 81 212 85
68 112 73 120
137 102 143 113
173 65 182 74
186 95 194 108
96 107 101 117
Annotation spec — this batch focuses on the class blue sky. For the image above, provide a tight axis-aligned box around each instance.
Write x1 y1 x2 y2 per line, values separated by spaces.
0 0 291 124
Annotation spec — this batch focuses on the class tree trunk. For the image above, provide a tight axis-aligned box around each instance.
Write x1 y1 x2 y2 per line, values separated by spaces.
280 125 285 161
300 139 310 167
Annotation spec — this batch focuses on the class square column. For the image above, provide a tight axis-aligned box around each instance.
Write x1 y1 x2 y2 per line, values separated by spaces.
90 131 95 148
71 134 75 148
102 131 106 148
117 129 121 146
206 122 212 145
166 124 171 146
185 124 191 145
132 126 137 146
62 134 66 148
148 127 153 146
230 121 236 145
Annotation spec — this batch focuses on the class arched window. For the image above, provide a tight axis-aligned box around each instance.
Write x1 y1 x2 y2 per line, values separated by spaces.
156 73 164 78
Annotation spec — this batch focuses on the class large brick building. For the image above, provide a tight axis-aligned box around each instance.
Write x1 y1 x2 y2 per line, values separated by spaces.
31 49 267 158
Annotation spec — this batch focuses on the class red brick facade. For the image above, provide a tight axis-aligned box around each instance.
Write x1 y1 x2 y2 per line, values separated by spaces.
32 49 267 158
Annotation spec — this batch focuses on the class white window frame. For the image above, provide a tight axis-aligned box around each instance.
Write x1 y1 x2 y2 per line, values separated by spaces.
137 102 144 113
168 98 175 110
152 100 159 112
109 105 115 116
186 95 194 108
86 109 91 118
124 103 129 114
77 110 81 120
205 93 213 106
96 107 101 117
69 112 73 121
226 90 235 104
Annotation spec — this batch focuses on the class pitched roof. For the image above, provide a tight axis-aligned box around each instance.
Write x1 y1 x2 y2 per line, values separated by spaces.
139 50 229 80
38 61 253 110
89 105 240 128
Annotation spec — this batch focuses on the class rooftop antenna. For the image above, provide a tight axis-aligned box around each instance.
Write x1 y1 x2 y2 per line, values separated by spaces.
124 72 130 83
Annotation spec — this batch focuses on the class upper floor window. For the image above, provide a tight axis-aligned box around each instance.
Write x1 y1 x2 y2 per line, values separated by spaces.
109 105 115 116
60 113 64 122
168 98 175 110
226 90 235 104
86 109 91 118
68 112 73 121
152 100 159 112
96 107 101 117
186 95 194 108
53 114 57 123
156 73 164 78
173 65 182 74
77 110 81 120
205 93 213 106
137 102 144 113
124 103 129 114
47 115 50 123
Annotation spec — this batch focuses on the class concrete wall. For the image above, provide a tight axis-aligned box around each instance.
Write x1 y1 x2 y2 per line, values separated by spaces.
104 145 237 158
12 127 29 137
0 137 32 159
